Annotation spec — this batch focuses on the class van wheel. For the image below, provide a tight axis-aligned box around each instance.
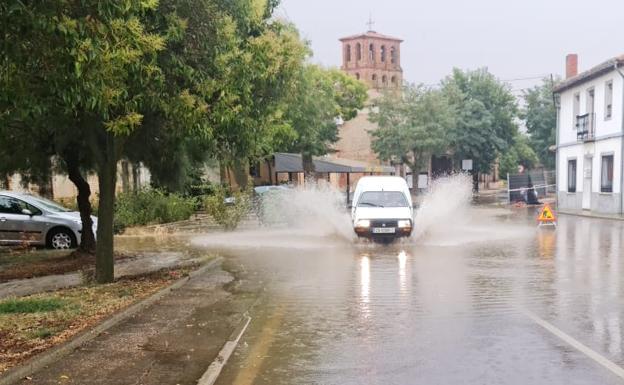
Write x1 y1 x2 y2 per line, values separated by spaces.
47 228 76 250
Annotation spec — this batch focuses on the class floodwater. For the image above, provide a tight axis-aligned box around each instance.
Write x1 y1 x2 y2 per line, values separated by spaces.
188 178 624 385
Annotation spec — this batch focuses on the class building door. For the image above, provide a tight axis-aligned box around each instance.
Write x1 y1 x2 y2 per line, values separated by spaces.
582 156 592 210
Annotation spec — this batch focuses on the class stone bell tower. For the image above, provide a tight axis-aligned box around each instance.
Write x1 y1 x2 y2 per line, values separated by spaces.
339 21 403 89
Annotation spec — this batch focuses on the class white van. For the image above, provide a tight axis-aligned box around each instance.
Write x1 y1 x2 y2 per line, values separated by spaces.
351 176 413 239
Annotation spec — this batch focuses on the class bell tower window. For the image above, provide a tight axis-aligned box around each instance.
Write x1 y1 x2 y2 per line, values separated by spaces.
381 45 386 62
356 43 362 61
390 47 397 64
345 44 351 62
369 43 375 62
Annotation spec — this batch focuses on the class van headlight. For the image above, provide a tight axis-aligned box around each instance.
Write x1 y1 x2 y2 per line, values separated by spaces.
398 220 412 228
355 219 371 228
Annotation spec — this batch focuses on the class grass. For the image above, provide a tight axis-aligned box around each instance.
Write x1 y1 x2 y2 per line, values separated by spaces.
0 298 65 314
0 266 195 372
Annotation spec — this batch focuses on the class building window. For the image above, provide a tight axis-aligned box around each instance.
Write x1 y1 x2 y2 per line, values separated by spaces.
356 43 361 61
391 76 397 86
586 88 595 114
372 74 377 82
380 45 386 62
601 155 614 193
568 159 577 193
605 80 613 120
369 43 375 62
390 47 397 64
355 73 360 80
345 44 351 62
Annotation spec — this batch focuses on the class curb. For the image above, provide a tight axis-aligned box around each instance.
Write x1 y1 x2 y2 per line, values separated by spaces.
0 257 223 385
558 210 624 222
197 315 252 385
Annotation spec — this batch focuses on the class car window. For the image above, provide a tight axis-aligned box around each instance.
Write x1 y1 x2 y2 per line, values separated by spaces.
0 196 42 215
27 195 70 213
357 191 408 208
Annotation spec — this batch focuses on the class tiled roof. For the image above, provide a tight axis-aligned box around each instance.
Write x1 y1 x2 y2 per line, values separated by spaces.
339 30 403 42
554 54 624 93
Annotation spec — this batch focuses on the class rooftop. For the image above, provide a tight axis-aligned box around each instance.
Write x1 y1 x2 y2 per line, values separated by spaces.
339 30 403 43
554 54 624 93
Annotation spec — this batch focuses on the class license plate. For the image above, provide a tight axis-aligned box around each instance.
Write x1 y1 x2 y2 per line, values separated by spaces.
372 227 395 234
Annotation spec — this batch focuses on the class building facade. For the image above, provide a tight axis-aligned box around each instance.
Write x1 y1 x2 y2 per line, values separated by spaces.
333 28 404 178
555 54 624 215
339 30 403 90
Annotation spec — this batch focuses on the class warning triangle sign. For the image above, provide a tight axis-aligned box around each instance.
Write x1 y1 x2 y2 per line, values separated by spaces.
537 204 557 223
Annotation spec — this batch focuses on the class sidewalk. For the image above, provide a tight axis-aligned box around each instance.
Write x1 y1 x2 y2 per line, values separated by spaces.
0 251 206 300
10 260 257 385
558 209 624 221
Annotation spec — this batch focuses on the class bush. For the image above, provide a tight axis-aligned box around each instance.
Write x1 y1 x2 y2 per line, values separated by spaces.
114 189 198 232
204 186 252 231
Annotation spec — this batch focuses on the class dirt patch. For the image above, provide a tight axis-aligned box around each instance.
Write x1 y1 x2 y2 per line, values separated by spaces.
0 266 195 373
0 250 130 283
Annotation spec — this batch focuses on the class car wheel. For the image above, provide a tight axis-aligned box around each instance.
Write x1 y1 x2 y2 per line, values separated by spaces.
48 228 76 250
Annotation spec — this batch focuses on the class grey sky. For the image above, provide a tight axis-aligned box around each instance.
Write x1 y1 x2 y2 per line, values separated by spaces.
277 0 623 92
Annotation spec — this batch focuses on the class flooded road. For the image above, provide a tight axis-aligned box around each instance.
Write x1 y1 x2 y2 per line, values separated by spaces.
191 207 624 385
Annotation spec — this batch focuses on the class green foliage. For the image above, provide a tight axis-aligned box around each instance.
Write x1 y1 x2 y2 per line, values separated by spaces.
499 134 540 178
284 65 368 164
522 78 558 169
204 186 252 231
114 189 198 232
370 85 454 172
0 298 65 314
442 68 519 174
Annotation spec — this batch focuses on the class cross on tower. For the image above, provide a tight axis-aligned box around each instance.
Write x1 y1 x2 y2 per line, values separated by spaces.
366 15 375 31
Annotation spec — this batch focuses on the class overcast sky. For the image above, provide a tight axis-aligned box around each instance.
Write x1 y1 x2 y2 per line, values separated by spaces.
277 0 623 92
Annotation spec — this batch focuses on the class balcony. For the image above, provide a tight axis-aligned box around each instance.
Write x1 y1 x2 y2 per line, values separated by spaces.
576 113 595 142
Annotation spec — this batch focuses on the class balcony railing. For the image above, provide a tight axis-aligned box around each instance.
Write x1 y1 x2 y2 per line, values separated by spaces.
576 113 595 142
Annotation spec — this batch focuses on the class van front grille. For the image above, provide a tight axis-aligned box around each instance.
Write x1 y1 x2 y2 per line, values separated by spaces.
370 220 398 228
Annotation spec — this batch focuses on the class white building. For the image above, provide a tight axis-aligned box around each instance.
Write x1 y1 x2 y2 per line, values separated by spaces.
555 54 624 215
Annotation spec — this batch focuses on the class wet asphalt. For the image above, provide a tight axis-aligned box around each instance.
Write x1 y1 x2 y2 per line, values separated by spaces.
192 207 624 385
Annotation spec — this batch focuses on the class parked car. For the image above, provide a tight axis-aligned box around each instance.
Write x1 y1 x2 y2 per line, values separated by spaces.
0 191 97 249
253 185 290 225
351 176 413 240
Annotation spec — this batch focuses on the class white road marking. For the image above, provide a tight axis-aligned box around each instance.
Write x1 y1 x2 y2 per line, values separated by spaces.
522 309 624 380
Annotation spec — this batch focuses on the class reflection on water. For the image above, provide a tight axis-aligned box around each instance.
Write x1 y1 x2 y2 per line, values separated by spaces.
398 250 408 296
359 255 370 319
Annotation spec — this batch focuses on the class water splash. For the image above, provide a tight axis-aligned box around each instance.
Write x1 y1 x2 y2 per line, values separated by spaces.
412 173 473 240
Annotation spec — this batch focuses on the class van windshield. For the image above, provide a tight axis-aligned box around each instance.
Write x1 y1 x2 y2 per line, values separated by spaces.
357 191 408 208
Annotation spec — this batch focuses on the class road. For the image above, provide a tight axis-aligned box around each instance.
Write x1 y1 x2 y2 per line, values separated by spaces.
192 207 624 385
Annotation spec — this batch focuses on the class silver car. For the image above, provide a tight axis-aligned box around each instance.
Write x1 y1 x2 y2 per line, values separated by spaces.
0 191 97 249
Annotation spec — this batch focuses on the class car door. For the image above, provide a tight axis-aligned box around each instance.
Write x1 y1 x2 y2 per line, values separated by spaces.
0 196 12 243
0 195 45 245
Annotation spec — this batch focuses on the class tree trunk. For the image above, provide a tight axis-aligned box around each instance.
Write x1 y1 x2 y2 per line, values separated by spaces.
219 161 227 186
65 155 96 254
121 160 130 193
131 162 140 192
301 153 315 182
95 133 116 284
38 173 54 199
232 159 248 190
472 171 479 193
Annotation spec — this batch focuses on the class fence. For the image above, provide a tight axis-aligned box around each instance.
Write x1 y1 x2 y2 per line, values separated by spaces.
507 170 555 203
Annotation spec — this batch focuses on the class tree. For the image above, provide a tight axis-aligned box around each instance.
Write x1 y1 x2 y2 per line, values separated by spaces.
1 0 312 283
284 65 367 175
522 78 558 169
370 85 454 173
442 68 519 191
499 133 539 178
